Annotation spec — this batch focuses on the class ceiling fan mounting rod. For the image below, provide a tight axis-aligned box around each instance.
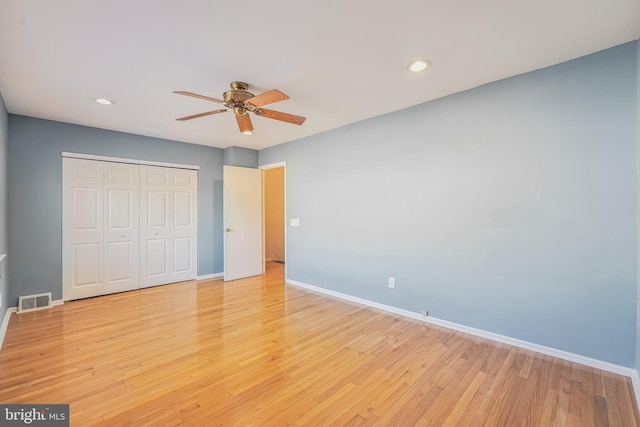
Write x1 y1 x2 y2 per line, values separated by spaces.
230 81 249 91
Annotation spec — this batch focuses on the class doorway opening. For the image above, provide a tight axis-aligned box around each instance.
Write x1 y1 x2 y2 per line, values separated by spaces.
262 163 286 275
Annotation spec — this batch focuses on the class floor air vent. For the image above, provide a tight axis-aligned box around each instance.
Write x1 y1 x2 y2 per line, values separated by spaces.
18 292 53 313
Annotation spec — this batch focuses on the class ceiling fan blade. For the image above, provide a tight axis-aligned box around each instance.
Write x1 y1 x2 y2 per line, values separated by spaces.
173 91 225 104
236 113 254 134
246 89 289 107
176 109 227 121
254 108 306 125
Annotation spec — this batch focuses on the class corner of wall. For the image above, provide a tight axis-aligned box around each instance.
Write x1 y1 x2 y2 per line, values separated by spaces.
635 38 640 409
0 306 15 350
0 92 9 322
224 146 259 168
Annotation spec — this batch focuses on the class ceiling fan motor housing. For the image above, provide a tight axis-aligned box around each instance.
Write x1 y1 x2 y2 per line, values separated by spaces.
223 81 255 112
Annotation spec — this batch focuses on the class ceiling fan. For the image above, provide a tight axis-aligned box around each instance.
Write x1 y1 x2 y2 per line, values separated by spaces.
173 81 306 135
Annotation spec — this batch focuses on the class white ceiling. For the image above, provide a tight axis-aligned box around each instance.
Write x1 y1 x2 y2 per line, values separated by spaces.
1 1 638 150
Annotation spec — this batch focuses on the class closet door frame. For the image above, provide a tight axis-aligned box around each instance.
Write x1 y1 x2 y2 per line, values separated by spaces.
62 153 199 171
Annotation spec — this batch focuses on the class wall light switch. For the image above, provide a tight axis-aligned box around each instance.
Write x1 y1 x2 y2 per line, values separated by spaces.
290 218 300 227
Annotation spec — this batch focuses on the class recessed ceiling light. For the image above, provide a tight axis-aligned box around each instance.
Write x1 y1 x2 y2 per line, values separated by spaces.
95 98 114 105
408 60 431 72
242 130 253 135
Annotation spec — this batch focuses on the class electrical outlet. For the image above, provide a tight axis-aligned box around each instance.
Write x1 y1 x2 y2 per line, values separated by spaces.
388 277 395 288
421 309 428 317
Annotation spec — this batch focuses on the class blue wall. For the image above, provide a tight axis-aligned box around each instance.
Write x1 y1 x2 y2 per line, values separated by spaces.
0 94 8 318
224 146 259 168
260 42 638 367
7 116 225 304
636 39 640 376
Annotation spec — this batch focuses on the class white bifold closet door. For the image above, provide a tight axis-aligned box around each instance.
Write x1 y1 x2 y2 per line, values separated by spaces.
139 165 198 288
63 158 140 300
63 158 197 301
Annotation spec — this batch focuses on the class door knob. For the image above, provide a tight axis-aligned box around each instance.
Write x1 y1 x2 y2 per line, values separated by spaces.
225 228 232 232
121 234 125 238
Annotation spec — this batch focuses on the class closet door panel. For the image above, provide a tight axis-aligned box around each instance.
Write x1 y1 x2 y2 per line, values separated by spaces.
173 237 193 273
103 162 140 294
106 241 132 281
146 239 169 276
63 158 105 300
171 168 197 282
140 166 173 287
72 243 101 287
140 165 197 287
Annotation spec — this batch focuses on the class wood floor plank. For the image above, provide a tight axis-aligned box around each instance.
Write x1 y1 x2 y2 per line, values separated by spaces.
604 372 626 427
552 360 572 426
522 354 554 427
503 351 544 425
621 377 640 425
0 262 638 426
578 366 596 427
453 345 511 426
594 395 610 427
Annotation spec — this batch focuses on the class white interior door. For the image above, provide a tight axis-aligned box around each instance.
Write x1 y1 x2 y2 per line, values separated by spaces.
103 162 140 294
140 165 197 287
223 165 263 281
63 158 105 300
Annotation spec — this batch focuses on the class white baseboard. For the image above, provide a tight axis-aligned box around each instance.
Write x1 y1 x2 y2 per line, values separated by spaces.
0 306 17 350
197 273 224 281
1 300 63 350
286 279 638 381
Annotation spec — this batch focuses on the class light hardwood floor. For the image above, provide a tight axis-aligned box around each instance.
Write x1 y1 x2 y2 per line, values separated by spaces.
1 262 638 426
